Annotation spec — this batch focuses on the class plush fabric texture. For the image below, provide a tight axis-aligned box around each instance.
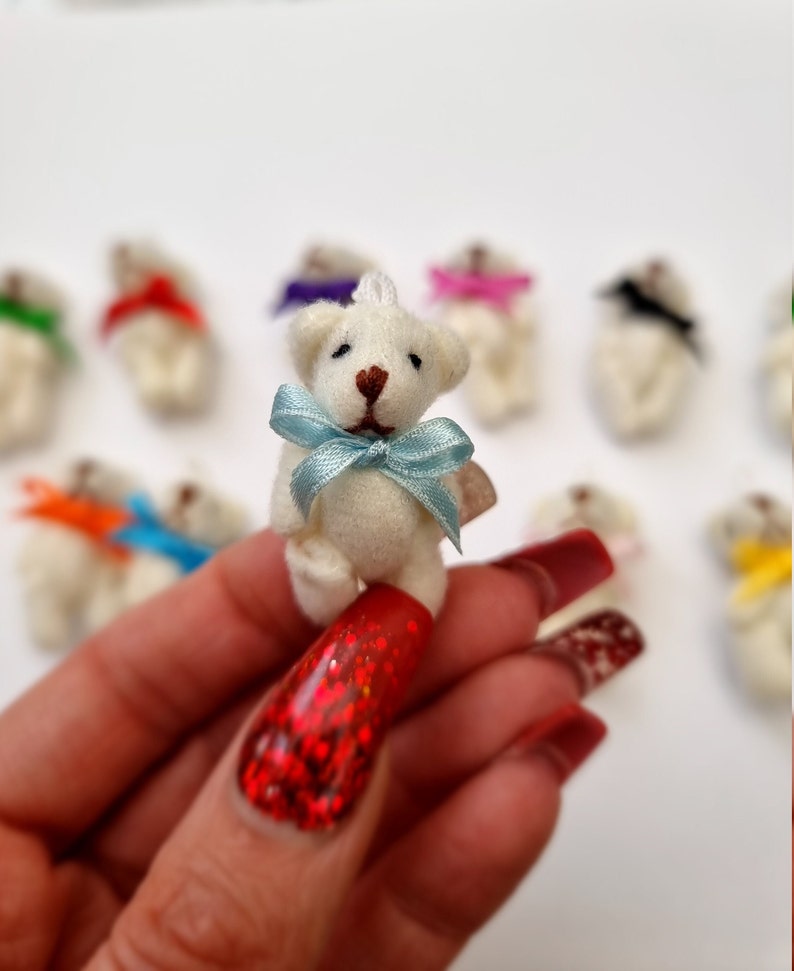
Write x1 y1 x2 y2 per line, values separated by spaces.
0 269 67 452
104 243 213 416
430 247 536 427
709 495 792 701
592 261 699 441
271 271 471 624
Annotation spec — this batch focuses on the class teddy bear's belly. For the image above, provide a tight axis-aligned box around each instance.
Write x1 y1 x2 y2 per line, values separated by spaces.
320 470 423 578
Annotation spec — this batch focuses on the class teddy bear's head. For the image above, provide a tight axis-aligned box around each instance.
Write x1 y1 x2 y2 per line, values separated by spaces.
445 241 519 277
111 240 194 297
62 458 136 506
288 272 469 436
1 269 64 315
533 483 637 542
298 243 374 282
709 493 791 565
159 480 247 548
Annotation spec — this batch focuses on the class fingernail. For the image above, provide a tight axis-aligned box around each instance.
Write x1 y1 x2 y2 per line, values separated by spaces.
530 610 645 695
506 703 607 781
494 529 615 618
237 585 433 830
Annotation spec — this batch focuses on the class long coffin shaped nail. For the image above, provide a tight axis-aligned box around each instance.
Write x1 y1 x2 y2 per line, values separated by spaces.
530 609 645 695
238 585 433 831
506 703 607 782
494 529 615 618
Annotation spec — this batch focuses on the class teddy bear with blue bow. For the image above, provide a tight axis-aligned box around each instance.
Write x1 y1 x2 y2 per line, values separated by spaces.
270 272 493 625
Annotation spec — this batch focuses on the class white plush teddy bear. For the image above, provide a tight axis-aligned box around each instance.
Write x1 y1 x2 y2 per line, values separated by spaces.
17 459 135 650
429 242 536 426
270 272 474 625
101 241 213 415
761 282 792 443
275 242 376 314
593 258 702 440
531 483 641 637
709 493 791 702
0 268 72 452
86 478 247 630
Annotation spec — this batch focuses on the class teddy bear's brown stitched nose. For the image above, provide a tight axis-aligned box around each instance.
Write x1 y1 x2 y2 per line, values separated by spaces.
356 366 389 405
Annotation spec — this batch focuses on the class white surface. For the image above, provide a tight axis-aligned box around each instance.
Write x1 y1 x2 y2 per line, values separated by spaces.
0 2 790 968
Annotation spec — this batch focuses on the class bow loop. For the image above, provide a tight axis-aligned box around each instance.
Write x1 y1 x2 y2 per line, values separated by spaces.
270 384 473 551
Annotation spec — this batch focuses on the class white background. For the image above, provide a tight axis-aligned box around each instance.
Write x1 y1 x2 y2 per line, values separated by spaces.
0 1 790 968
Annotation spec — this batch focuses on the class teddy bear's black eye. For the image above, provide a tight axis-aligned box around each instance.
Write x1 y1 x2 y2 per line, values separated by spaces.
409 353 422 371
332 343 351 359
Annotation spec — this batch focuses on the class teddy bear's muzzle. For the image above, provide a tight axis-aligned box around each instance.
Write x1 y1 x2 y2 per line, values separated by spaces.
355 365 389 405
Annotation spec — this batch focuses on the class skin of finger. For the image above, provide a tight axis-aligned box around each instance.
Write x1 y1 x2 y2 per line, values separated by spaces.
82 652 576 903
0 823 66 971
0 547 535 850
0 531 313 848
85 733 390 971
321 756 562 971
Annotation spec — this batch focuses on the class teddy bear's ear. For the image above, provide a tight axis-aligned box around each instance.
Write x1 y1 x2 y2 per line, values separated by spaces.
431 324 470 392
288 302 346 386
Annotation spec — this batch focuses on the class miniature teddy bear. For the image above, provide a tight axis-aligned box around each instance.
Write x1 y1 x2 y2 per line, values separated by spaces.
17 459 135 650
86 478 247 630
531 483 642 637
101 241 213 415
0 268 73 452
761 282 792 443
270 271 474 625
593 258 702 440
274 242 376 314
429 242 536 426
709 493 791 702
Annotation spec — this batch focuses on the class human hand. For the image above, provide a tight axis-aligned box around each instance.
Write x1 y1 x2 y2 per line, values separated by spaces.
0 528 642 971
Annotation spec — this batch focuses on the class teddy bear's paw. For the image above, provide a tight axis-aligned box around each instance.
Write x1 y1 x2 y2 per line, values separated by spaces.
732 628 792 701
286 536 360 625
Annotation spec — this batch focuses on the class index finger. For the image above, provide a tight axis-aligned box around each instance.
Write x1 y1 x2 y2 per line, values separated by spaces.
0 530 313 850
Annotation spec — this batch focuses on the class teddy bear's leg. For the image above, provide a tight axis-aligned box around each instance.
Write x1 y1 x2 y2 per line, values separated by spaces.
467 357 512 426
286 535 360 626
731 618 792 701
593 350 644 439
8 375 53 446
83 564 127 633
506 339 536 413
173 339 211 412
24 588 74 651
386 531 448 617
631 358 688 436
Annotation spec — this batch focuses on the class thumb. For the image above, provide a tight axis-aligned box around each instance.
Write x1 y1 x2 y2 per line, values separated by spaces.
89 587 433 971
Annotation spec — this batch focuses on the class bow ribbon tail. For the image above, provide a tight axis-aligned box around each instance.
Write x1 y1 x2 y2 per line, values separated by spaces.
290 441 364 520
384 470 463 553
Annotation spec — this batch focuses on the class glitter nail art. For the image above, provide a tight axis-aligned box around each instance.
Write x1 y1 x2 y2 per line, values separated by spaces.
238 585 433 830
530 609 644 695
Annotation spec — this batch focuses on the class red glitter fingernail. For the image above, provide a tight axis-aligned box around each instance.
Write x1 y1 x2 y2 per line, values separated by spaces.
530 610 644 695
238 585 433 830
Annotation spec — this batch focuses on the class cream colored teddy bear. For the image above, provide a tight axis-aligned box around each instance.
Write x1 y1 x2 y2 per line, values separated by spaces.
593 258 702 440
709 493 791 702
275 242 376 314
429 242 536 426
270 272 473 625
102 241 213 415
17 459 135 650
86 478 247 631
761 282 792 443
531 483 641 637
0 268 71 451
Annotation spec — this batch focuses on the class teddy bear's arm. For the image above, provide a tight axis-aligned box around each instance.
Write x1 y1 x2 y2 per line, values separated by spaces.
270 442 311 537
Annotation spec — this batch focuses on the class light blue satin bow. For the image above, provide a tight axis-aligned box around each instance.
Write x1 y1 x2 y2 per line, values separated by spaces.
112 493 216 574
270 384 474 552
